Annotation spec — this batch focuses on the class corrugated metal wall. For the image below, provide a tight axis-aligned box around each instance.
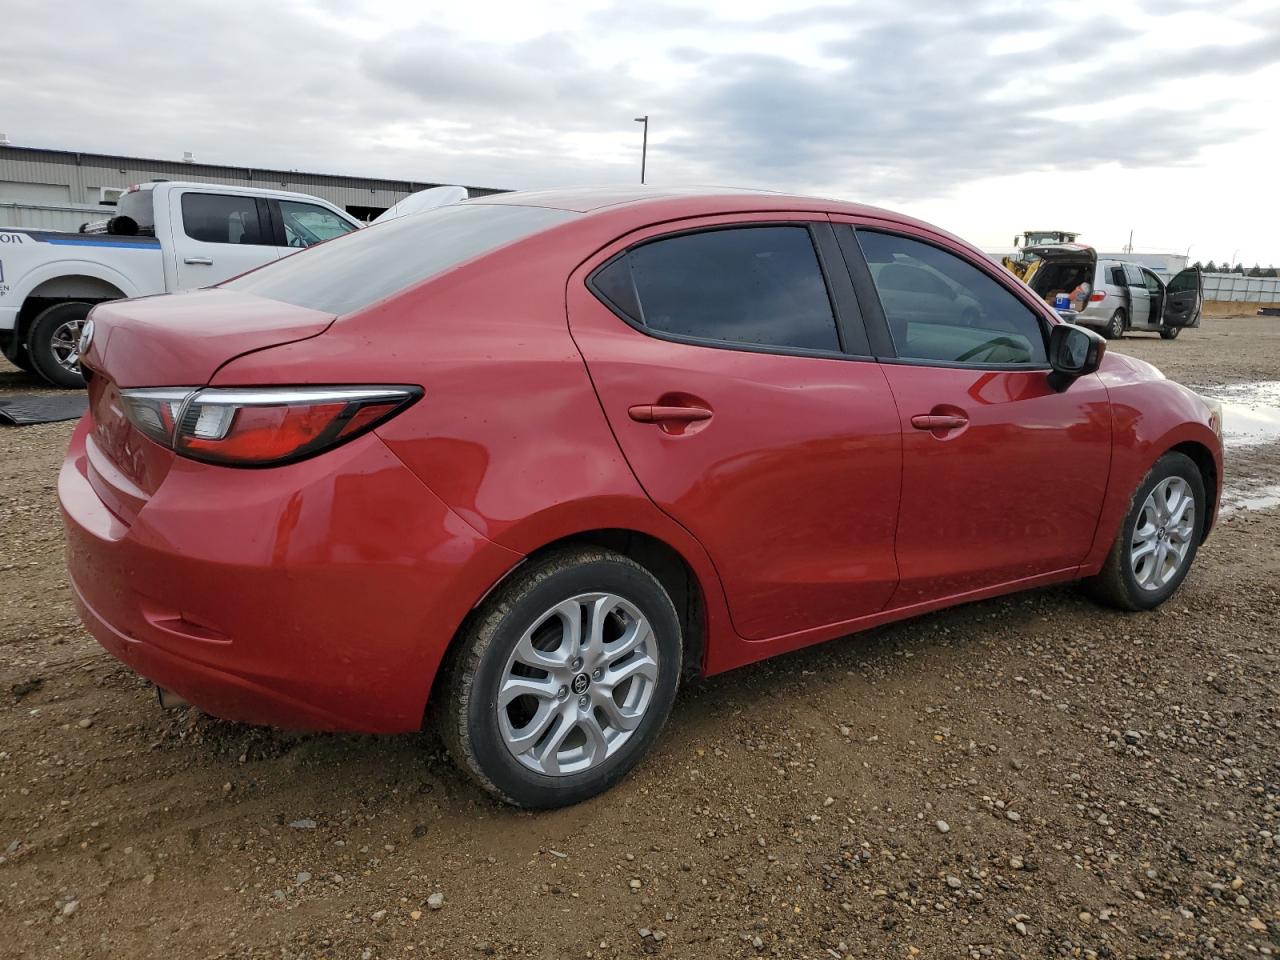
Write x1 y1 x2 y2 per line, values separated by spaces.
1203 273 1280 304
0 146 508 220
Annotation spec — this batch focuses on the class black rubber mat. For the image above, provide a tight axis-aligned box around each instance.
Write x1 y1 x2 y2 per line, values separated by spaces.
0 393 88 426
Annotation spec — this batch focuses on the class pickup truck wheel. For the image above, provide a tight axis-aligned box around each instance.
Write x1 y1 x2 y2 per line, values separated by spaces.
28 302 90 389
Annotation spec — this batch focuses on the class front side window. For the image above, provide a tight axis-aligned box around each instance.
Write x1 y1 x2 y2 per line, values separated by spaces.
181 193 267 245
857 231 1047 365
1142 270 1161 294
591 226 841 353
278 200 356 248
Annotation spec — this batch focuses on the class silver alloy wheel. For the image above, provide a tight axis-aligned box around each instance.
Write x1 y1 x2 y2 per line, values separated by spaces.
498 592 659 776
1130 476 1196 591
48 318 84 375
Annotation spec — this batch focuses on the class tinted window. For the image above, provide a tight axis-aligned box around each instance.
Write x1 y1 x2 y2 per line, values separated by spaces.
181 193 267 245
1109 265 1126 286
596 226 840 353
857 231 1046 365
116 189 155 236
278 200 356 248
225 203 578 315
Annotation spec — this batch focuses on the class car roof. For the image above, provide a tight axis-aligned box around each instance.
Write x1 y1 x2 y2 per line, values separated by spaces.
468 184 930 224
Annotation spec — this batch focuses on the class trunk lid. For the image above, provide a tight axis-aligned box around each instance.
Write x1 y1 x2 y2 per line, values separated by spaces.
79 289 335 521
89 288 335 388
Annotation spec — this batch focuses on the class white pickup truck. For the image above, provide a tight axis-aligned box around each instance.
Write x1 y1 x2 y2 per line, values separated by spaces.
0 180 361 386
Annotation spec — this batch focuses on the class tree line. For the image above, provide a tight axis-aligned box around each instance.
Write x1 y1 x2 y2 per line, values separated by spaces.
1192 262 1279 277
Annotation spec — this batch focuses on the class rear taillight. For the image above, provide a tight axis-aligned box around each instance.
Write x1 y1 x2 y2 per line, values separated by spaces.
1089 291 1106 302
119 386 420 466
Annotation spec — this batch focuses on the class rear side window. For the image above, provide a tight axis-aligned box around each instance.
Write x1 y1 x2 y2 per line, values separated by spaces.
1108 265 1126 286
224 203 578 315
591 226 841 353
182 193 268 245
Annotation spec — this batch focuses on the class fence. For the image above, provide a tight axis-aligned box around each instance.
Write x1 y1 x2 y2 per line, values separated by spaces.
1202 272 1280 305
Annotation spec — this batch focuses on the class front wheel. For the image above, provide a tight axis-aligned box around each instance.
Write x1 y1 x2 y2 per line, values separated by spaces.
440 547 682 808
1160 326 1181 340
1083 452 1204 611
28 302 91 389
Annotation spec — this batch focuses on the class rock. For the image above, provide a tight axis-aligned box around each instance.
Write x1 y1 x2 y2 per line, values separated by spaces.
1078 911 1092 923
427 892 444 910
410 909 422 921
372 909 387 921
1009 856 1024 870
629 878 642 889
638 928 652 939
946 875 963 889
62 899 80 916
752 936 764 949
1006 810 1022 822
936 820 951 834
77 718 93 729
652 930 667 942
296 872 311 885
289 819 317 830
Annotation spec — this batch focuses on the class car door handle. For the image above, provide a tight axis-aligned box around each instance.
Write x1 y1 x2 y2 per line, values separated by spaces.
183 257 214 265
910 414 968 431
628 404 713 424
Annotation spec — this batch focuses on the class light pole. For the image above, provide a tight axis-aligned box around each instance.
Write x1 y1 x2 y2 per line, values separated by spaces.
634 115 648 184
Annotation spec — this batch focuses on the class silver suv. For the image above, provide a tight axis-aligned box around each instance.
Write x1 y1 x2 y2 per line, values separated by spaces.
1026 245 1202 340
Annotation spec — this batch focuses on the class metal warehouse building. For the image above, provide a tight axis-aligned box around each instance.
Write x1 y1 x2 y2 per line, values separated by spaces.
0 143 508 231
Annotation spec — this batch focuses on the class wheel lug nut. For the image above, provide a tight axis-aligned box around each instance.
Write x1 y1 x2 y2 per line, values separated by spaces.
571 657 583 671
592 669 602 681
578 695 589 708
557 686 568 700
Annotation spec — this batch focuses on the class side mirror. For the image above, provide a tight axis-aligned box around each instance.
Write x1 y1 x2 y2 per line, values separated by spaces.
1047 322 1106 392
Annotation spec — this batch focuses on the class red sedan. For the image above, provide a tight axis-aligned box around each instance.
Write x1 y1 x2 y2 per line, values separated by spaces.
60 188 1223 807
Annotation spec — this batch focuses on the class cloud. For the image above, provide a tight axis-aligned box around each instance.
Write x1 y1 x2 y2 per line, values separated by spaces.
0 0 1277 206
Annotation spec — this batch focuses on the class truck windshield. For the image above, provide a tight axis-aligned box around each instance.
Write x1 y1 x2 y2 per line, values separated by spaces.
223 203 578 315
116 189 156 236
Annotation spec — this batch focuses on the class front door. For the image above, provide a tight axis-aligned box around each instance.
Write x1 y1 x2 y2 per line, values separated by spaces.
837 223 1112 606
171 191 281 289
568 216 902 641
1163 267 1203 328
1123 263 1152 327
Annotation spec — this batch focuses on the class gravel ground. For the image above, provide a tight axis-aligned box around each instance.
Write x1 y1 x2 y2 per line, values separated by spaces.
1 316 1278 959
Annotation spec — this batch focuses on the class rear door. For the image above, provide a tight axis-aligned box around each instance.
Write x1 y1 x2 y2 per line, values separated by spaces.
1163 266 1203 328
834 220 1111 607
568 215 903 641
171 190 282 289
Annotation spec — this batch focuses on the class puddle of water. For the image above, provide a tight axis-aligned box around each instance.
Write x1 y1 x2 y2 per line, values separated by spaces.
1197 381 1280 448
1220 482 1280 516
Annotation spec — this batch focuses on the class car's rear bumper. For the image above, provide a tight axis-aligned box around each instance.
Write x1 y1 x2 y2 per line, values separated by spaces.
59 419 523 733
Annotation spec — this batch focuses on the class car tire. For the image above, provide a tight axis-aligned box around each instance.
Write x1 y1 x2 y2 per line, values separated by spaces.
1083 452 1205 612
1105 309 1126 340
1160 327 1181 340
440 546 682 808
27 302 91 389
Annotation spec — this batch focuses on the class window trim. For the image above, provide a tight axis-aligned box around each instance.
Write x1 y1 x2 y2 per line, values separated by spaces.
837 224 1053 372
585 220 873 362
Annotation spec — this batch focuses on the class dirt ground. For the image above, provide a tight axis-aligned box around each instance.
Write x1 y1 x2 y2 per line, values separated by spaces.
1 317 1278 960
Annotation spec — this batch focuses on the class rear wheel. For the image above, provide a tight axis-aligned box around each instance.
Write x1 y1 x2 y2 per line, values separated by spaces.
27 302 90 389
1105 309 1126 340
1083 452 1204 611
440 546 682 808
1160 326 1181 340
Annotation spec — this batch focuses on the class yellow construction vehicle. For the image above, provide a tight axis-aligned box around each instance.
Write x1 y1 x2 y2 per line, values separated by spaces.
1002 230 1079 284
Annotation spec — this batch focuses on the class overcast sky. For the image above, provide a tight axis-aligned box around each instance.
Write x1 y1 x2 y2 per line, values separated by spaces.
4 0 1279 263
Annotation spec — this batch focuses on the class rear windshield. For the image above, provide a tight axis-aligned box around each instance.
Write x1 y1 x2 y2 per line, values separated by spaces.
116 188 156 236
223 203 578 315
